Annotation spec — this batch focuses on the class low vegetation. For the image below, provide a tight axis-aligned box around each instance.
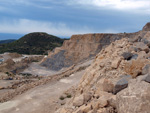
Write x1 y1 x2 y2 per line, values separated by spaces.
0 32 66 55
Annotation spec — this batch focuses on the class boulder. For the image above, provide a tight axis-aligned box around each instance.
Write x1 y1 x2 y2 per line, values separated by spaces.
98 96 108 108
124 59 148 78
122 52 138 60
107 95 116 108
91 92 114 110
142 74 150 83
116 80 150 113
134 42 149 53
142 64 150 75
73 95 84 107
97 78 114 93
111 58 121 69
83 92 92 103
113 75 132 94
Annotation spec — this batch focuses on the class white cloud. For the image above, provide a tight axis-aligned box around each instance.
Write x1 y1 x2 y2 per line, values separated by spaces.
1 0 149 13
68 0 150 13
0 19 118 37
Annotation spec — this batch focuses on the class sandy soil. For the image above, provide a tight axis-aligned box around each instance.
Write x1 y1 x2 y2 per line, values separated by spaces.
0 70 85 113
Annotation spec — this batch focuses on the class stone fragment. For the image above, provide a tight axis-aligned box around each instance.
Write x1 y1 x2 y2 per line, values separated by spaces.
113 75 132 94
98 96 108 108
124 59 148 78
97 78 114 93
142 74 150 83
137 51 147 59
142 64 150 75
141 38 149 45
122 52 138 60
83 92 92 103
111 58 121 69
134 42 149 53
107 95 116 108
73 95 84 107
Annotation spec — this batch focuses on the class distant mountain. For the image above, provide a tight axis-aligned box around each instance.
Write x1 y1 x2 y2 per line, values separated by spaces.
0 32 65 55
0 39 16 44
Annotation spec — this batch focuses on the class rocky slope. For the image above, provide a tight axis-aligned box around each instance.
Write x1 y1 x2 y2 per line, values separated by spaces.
41 32 138 71
56 23 150 113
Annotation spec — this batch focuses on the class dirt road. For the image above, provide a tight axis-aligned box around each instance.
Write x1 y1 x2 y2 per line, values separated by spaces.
0 70 85 113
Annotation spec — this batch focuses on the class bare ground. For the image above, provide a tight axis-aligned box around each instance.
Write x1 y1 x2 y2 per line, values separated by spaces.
0 59 93 113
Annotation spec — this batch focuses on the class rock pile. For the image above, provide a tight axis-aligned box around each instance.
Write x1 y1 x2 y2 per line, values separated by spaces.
56 23 150 113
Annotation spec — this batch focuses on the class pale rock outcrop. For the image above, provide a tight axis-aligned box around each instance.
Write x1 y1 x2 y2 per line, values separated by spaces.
116 79 150 113
73 95 84 107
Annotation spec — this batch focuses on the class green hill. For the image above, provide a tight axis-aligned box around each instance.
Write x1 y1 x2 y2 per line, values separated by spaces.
0 39 16 44
0 32 65 55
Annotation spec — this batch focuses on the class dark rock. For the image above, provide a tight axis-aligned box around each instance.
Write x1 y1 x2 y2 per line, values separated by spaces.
134 42 149 53
128 36 142 42
5 77 13 80
142 74 150 83
142 22 150 31
142 64 150 75
141 38 149 45
122 52 138 60
41 50 73 71
131 54 138 60
113 75 132 94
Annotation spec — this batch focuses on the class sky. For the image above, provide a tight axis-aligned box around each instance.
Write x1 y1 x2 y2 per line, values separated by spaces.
0 0 150 40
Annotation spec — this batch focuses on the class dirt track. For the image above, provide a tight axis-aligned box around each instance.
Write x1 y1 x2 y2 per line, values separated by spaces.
0 70 85 113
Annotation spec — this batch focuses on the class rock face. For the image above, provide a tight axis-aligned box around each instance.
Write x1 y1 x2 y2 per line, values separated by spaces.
143 22 150 31
117 79 150 113
41 33 137 71
56 23 150 113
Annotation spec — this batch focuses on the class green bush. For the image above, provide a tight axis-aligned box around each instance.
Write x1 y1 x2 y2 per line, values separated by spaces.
59 96 65 100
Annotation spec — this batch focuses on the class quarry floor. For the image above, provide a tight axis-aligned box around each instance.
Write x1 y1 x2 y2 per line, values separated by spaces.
0 67 85 113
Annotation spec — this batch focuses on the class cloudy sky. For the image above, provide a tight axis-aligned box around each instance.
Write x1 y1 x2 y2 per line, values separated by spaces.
0 0 150 39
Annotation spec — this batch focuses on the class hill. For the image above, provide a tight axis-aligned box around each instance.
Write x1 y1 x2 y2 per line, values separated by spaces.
0 39 16 44
0 32 65 55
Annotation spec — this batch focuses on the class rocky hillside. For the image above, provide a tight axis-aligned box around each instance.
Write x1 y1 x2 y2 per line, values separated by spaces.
41 32 138 71
0 32 65 55
56 23 150 113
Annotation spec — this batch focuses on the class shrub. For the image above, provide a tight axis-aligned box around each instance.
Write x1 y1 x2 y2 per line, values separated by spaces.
59 96 65 100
